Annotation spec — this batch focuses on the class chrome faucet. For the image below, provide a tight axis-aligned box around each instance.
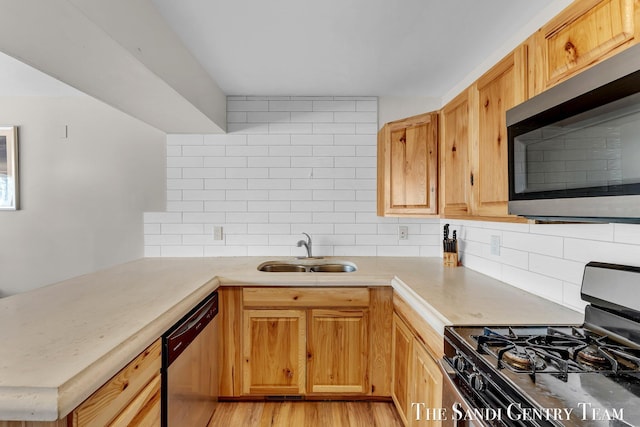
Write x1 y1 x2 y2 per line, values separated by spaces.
296 232 313 258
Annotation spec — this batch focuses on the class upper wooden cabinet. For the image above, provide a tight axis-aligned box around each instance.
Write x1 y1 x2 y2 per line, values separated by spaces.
440 91 471 217
529 0 640 96
377 112 439 217
439 47 527 219
473 48 528 217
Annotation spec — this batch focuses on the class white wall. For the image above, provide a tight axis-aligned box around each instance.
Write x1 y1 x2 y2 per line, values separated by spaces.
378 97 441 128
144 96 441 257
444 219 640 312
0 96 165 296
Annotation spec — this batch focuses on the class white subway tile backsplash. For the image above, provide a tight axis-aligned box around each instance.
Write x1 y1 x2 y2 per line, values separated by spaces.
166 168 182 179
183 190 225 201
227 112 247 123
270 146 312 157
312 123 356 134
269 123 312 134
205 134 248 146
291 178 333 189
225 190 269 201
167 179 203 190
356 100 378 112
290 112 334 123
204 201 247 212
161 224 204 235
313 190 355 201
248 135 291 145
269 100 313 111
227 123 269 134
334 135 374 145
205 179 247 190
248 178 291 190
248 201 291 212
313 146 355 157
167 146 182 157
167 134 203 146
268 212 313 223
182 146 225 157
269 168 311 178
183 168 227 179
334 112 377 123
247 112 290 123
147 96 443 270
291 134 333 146
502 231 563 257
226 168 268 179
182 212 225 224
249 157 291 168
167 157 204 168
166 190 182 201
248 223 291 234
161 246 204 257
204 246 248 256
292 157 333 168
356 123 378 134
227 100 268 111
203 157 247 168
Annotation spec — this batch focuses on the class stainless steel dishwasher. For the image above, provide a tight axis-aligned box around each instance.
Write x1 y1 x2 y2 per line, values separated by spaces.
162 291 219 427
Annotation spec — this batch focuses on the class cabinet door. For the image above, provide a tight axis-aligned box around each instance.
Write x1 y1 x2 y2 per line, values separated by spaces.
72 340 161 427
307 309 368 394
473 48 527 217
410 341 443 427
391 314 413 426
440 91 471 217
540 0 639 89
378 113 438 216
242 309 306 395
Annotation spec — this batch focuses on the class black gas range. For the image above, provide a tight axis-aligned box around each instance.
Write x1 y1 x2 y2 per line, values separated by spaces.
443 262 640 427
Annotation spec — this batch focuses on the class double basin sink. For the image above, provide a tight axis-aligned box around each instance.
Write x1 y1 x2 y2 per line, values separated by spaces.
258 259 357 273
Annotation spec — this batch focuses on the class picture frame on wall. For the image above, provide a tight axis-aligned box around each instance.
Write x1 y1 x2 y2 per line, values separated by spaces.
0 126 19 210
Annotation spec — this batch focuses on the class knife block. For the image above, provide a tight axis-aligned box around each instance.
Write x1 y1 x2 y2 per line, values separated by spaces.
443 252 458 267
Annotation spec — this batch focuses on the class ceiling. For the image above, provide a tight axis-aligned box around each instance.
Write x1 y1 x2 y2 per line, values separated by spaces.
151 0 567 99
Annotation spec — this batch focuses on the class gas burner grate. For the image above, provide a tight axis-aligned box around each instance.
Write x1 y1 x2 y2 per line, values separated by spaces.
471 326 640 382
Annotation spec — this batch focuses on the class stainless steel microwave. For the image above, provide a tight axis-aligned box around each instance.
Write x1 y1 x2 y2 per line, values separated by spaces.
507 43 640 223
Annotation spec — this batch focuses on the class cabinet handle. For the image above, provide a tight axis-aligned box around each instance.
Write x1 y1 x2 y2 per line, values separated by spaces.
470 173 474 186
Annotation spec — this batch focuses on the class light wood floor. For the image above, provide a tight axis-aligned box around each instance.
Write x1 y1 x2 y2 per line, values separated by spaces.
208 401 404 427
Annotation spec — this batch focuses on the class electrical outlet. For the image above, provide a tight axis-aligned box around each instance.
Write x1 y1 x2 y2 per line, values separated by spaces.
490 235 500 256
398 226 409 240
213 226 223 241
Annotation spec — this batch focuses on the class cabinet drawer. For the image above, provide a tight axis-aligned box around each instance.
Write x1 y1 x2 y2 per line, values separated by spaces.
72 339 161 427
109 375 160 427
243 287 370 308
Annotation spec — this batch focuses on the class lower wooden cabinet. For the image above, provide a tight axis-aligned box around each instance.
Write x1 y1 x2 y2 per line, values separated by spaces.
392 313 413 426
392 302 443 427
307 309 368 394
221 286 392 399
72 339 162 427
242 309 306 395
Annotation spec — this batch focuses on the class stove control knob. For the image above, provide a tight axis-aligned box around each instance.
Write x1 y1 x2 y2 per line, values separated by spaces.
452 355 466 372
469 373 485 392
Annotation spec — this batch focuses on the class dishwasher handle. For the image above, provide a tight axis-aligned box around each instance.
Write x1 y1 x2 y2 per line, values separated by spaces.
165 291 218 366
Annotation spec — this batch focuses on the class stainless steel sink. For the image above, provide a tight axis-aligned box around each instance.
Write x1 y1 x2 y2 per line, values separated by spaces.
257 261 357 273
309 264 357 273
258 264 307 272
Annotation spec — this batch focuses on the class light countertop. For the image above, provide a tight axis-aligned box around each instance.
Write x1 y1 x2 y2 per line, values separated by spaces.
0 256 582 421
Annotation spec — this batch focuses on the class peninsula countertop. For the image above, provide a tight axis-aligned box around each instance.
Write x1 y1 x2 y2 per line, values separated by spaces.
0 256 582 421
